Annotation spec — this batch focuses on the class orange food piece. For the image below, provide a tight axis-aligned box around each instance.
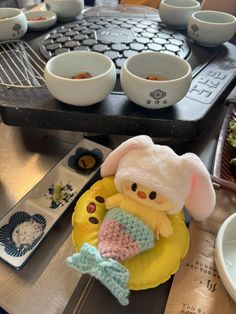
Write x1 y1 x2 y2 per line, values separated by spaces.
72 72 92 80
146 75 165 81
27 16 47 21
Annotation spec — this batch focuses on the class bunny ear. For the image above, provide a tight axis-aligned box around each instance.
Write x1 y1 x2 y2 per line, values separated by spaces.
100 135 153 177
182 153 216 221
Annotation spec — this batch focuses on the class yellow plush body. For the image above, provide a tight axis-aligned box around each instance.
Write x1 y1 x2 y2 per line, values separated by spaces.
71 176 189 290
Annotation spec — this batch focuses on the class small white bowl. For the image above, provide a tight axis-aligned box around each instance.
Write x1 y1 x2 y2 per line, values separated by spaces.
120 52 192 110
215 213 236 302
0 8 28 41
44 51 116 106
159 0 201 29
24 10 57 31
188 10 236 47
44 0 84 21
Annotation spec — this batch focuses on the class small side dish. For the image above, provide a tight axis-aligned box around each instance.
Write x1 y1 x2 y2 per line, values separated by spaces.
159 0 201 29
44 51 116 106
227 116 236 178
227 117 236 148
120 52 192 109
44 0 84 21
0 8 27 41
212 103 236 193
0 138 111 270
0 211 46 258
24 10 57 31
188 10 236 47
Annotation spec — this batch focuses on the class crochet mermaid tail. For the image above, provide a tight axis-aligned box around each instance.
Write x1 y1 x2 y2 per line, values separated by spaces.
67 208 155 305
67 243 130 306
98 207 155 261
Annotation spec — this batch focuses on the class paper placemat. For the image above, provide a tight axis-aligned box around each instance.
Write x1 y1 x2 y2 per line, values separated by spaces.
164 189 236 314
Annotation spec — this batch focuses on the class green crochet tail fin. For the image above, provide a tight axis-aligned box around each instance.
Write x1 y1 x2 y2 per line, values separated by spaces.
67 243 130 306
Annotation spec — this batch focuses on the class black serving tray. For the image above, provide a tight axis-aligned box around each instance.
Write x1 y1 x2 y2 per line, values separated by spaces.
0 6 236 140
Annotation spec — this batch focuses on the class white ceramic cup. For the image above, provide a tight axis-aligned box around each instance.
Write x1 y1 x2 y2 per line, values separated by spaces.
120 52 192 110
188 10 236 47
44 0 84 21
215 213 236 303
0 8 28 41
159 0 201 29
44 51 116 106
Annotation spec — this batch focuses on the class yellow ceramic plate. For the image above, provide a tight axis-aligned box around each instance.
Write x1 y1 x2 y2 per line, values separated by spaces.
72 176 189 290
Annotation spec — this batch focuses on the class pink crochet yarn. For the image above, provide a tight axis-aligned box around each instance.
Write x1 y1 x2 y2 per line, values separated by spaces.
97 207 155 262
98 219 141 261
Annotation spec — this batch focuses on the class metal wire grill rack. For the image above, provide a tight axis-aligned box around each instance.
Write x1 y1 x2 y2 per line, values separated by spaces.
0 40 46 88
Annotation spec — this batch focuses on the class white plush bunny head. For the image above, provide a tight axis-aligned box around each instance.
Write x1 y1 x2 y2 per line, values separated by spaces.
101 135 216 220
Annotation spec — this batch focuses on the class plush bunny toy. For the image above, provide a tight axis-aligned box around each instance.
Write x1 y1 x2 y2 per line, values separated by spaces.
67 135 216 305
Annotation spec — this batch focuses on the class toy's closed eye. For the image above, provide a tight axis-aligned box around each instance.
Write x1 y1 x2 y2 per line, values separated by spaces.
131 183 137 191
149 191 156 200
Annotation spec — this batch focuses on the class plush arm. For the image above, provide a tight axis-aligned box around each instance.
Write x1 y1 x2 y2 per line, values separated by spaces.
154 211 173 238
105 193 125 209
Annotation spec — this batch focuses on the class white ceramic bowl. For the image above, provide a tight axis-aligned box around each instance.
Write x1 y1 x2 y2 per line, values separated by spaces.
215 213 236 302
0 8 27 41
120 52 192 110
44 51 116 106
188 10 236 47
24 10 57 31
44 0 84 21
159 0 201 29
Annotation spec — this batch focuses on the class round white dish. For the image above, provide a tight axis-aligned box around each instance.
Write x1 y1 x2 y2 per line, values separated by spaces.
44 51 116 106
24 10 57 31
0 7 27 41
215 212 236 302
120 51 192 110
188 10 236 47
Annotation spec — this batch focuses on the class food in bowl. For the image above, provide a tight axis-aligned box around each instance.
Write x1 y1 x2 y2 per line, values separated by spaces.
24 10 57 31
72 72 92 79
44 51 116 106
27 16 47 21
120 52 192 110
146 74 166 81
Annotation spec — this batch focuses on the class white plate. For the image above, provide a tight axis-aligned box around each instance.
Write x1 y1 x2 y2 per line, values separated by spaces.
24 10 57 31
0 138 111 270
215 212 236 302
